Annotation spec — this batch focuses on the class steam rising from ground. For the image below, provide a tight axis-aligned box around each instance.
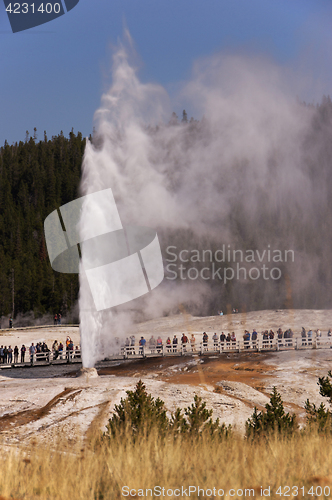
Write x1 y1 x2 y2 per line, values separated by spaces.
78 33 329 367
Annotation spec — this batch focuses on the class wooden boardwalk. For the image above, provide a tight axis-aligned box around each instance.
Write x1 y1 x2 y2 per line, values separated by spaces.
106 335 332 361
0 334 331 370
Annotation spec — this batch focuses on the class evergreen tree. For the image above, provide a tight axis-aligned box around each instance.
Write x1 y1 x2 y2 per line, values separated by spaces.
169 112 178 125
305 371 332 432
246 387 297 437
105 380 168 437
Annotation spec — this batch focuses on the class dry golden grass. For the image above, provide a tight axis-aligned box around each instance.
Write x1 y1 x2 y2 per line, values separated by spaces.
1 429 332 499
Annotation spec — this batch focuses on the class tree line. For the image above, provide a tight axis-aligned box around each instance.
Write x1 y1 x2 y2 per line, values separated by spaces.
0 129 84 320
1 95 332 321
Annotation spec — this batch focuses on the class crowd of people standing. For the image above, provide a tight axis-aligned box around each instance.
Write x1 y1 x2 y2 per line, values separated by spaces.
1 325 331 367
0 336 80 365
122 326 332 355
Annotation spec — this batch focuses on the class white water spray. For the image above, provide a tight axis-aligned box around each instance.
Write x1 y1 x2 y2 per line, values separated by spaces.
78 34 322 368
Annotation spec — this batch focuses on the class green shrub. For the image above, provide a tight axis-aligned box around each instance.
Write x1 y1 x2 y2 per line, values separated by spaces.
305 370 332 433
105 380 168 437
305 400 332 432
318 370 332 402
170 394 231 437
246 387 297 438
104 380 231 440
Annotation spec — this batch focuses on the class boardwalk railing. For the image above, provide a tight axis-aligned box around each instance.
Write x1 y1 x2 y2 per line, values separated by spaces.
1 335 331 368
119 336 332 358
0 349 82 368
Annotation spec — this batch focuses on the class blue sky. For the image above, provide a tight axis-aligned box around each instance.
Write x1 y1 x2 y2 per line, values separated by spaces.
0 0 332 146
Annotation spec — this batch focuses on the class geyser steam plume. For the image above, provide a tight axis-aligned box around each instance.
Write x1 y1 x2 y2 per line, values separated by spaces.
79 33 330 367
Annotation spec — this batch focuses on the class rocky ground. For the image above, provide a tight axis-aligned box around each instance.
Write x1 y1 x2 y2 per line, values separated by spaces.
0 309 331 445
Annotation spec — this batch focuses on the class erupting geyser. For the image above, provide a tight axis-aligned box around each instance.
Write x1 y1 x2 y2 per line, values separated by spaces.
75 33 330 367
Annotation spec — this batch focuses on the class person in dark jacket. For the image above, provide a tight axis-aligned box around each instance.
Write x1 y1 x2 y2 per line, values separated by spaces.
21 344 26 363
172 335 178 352
202 332 208 350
